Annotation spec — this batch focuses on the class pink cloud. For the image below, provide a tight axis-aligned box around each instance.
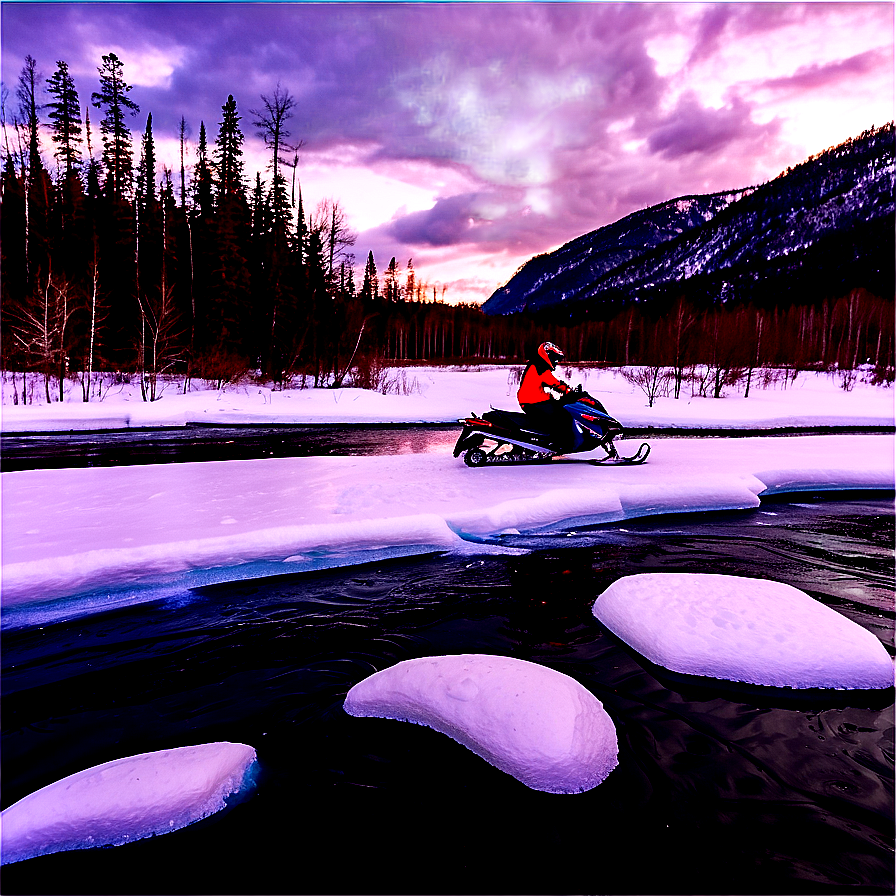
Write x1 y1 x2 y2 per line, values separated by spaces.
759 47 893 94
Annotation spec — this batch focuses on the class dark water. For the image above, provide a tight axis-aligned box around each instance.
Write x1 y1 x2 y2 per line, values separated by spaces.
0 425 460 470
1 497 893 896
2 424 892 471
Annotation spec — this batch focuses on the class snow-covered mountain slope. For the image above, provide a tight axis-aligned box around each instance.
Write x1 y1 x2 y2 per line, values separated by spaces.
483 123 895 316
483 190 751 314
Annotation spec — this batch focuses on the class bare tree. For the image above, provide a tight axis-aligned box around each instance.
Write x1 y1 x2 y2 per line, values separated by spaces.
309 198 356 281
10 269 76 403
80 248 109 401
666 296 697 399
621 365 670 408
742 308 763 399
703 308 747 398
136 285 181 401
251 83 298 181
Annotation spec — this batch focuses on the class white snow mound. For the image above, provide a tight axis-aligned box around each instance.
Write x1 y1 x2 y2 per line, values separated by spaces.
344 653 618 793
1 742 257 865
593 573 894 690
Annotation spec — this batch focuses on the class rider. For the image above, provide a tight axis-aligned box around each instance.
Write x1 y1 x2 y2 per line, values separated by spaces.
517 341 577 451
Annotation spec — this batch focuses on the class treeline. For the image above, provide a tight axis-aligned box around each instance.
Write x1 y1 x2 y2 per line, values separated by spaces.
1 52 482 398
1 53 892 404
382 290 894 373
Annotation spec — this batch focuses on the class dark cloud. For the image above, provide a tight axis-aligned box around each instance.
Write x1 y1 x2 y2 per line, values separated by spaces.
647 92 781 159
376 186 554 253
386 193 487 248
1 1 890 300
34 4 655 162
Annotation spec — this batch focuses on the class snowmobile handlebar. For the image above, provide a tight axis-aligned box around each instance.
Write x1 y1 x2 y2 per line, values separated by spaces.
559 383 586 404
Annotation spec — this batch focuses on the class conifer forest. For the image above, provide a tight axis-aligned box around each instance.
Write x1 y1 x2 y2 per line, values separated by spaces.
2 52 893 403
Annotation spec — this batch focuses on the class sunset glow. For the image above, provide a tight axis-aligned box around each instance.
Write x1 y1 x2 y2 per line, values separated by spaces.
2 1 892 303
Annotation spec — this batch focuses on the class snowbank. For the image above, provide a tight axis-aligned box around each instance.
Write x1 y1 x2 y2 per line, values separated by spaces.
0 743 258 865
344 654 618 793
593 573 895 689
2 367 893 431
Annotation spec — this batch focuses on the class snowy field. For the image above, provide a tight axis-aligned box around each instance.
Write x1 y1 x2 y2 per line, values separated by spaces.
1 365 893 430
2 366 894 626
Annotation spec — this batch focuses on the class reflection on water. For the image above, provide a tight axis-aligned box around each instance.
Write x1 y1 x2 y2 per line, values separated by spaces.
1 497 893 896
0 424 460 470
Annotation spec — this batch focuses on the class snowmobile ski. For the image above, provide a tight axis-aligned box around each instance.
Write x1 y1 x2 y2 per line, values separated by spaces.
590 442 650 465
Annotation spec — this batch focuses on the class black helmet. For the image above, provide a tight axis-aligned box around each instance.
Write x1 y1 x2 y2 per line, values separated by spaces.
538 341 564 370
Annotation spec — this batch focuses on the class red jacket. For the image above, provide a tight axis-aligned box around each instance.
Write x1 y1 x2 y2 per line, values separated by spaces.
517 362 569 406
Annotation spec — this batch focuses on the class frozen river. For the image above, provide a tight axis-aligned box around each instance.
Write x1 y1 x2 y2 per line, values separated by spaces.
2 495 893 895
2 422 891 471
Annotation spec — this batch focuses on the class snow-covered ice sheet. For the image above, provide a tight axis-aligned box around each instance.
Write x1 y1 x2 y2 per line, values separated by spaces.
593 573 895 689
1 435 892 623
344 654 618 793
0 743 258 865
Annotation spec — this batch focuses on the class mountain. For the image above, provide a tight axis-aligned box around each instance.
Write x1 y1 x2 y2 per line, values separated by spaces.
483 123 894 317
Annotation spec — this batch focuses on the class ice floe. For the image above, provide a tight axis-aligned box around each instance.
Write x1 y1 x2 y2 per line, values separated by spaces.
1 743 258 865
344 654 618 793
592 573 894 690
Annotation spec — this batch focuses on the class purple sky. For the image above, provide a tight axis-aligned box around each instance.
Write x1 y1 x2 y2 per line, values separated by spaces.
2 2 893 303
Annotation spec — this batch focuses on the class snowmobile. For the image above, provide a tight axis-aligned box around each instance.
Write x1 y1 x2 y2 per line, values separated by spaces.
453 385 650 467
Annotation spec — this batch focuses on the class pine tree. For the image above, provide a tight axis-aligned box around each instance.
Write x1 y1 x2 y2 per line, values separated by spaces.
185 121 212 360
135 113 157 216
178 116 188 207
384 256 400 302
268 170 292 240
206 95 251 363
90 54 139 363
251 172 267 240
360 251 378 302
83 106 102 200
16 55 52 297
45 60 82 181
16 55 43 185
0 155 28 369
46 68 89 320
294 181 307 264
192 121 214 216
212 94 245 203
404 258 416 301
91 53 139 200
135 113 161 301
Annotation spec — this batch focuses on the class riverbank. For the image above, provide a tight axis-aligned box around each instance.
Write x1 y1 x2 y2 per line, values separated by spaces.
2 366 894 431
